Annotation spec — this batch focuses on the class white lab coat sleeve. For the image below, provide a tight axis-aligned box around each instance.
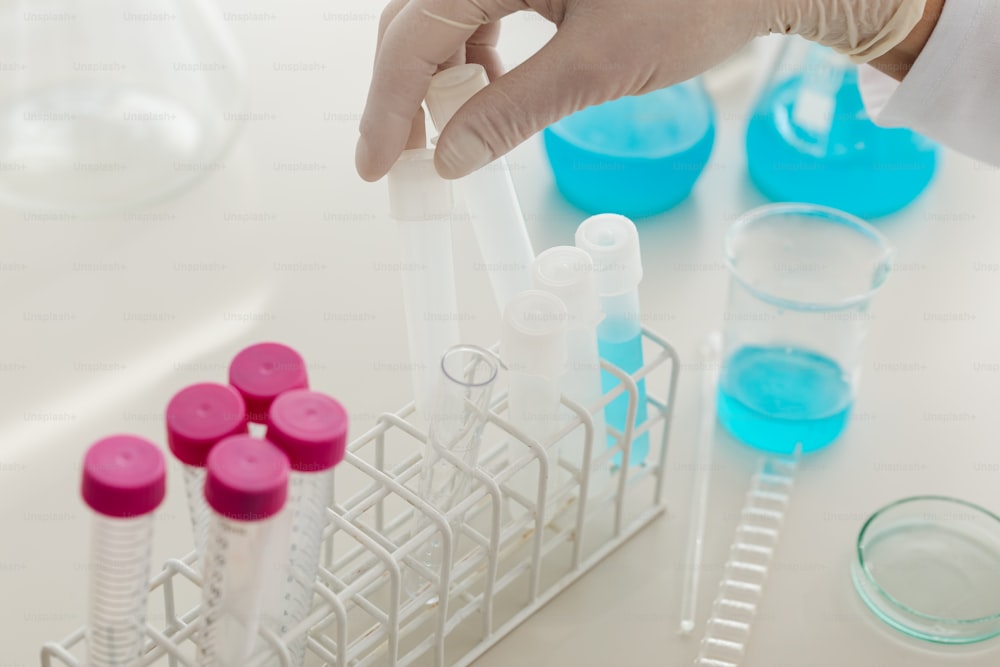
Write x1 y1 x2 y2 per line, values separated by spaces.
858 0 1000 167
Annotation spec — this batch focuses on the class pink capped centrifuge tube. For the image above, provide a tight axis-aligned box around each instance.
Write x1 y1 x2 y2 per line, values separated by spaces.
82 435 167 667
166 382 248 565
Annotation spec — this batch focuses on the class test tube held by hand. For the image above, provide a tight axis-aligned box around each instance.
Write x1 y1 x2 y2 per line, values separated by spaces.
198 436 290 667
575 214 649 467
532 247 610 498
82 435 166 667
426 64 535 312
166 383 248 565
501 291 569 520
388 149 462 418
265 389 348 667
229 342 309 433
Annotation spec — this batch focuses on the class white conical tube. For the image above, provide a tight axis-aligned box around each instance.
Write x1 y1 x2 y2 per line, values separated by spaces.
532 246 610 499
388 148 462 419
501 291 569 521
426 65 535 313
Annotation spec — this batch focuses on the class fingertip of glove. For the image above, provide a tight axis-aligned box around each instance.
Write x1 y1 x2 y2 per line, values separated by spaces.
355 136 386 182
434 128 493 180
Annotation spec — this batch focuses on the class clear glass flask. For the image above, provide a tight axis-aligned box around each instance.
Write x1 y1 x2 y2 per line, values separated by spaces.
745 38 937 219
718 204 893 454
543 79 716 218
406 345 499 602
0 0 247 212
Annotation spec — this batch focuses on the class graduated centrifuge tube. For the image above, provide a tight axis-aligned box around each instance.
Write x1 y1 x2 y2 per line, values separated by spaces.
265 389 348 667
198 436 290 667
501 291 569 520
426 64 535 311
166 382 248 566
229 342 309 434
532 246 610 499
406 345 500 602
575 213 649 467
82 435 166 667
388 148 462 419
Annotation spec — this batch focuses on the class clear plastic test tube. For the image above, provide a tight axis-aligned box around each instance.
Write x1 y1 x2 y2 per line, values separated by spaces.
388 148 462 418
81 435 166 667
532 246 610 499
575 214 650 467
426 64 535 312
167 383 249 566
265 389 349 667
229 342 309 431
501 291 569 519
198 435 290 667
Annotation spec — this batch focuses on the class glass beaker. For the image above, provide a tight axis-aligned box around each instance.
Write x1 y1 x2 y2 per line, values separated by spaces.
543 79 715 218
406 345 500 602
0 0 247 213
718 204 893 453
745 38 937 219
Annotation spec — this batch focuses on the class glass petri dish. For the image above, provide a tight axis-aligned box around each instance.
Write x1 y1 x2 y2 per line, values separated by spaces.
852 496 1000 644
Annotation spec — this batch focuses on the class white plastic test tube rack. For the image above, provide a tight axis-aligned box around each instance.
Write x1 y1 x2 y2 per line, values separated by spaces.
42 329 679 667
694 451 800 667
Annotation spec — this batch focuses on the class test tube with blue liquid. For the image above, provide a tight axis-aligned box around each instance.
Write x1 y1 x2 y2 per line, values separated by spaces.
575 214 648 467
746 38 937 219
718 204 893 453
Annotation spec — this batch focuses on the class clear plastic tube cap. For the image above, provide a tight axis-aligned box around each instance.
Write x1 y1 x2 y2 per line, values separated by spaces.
388 148 453 221
575 214 644 296
266 389 349 472
426 64 489 131
82 435 166 518
501 290 569 378
532 246 603 328
229 342 309 423
205 435 289 521
166 383 248 467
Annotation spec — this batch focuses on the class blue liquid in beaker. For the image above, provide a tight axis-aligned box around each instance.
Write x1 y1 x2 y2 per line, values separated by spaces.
746 69 937 219
543 84 715 218
599 333 649 466
717 345 852 453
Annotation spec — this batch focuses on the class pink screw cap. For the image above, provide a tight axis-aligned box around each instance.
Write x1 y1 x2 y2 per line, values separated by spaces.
266 389 348 472
228 342 309 422
166 383 248 467
82 435 166 518
205 435 289 521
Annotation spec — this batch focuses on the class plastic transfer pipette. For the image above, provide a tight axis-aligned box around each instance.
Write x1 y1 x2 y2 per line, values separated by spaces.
388 149 462 418
426 65 535 312
679 333 721 635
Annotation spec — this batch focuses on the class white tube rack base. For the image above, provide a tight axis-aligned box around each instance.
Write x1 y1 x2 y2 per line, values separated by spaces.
42 329 679 667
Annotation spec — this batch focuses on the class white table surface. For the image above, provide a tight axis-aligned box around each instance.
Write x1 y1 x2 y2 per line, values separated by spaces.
3 1 1000 665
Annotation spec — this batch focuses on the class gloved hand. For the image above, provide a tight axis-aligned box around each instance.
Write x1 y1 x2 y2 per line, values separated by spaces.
356 0 928 182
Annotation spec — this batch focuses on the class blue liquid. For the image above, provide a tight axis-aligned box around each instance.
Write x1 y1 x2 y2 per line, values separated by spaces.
718 345 853 453
543 84 716 218
599 334 649 467
746 69 937 219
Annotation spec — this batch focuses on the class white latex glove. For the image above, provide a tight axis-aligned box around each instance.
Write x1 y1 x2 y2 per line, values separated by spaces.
356 0 928 182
